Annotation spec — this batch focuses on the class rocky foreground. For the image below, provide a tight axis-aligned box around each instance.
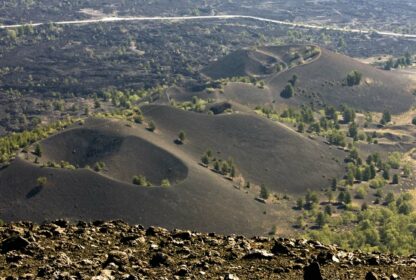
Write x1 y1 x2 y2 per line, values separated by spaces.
0 221 415 279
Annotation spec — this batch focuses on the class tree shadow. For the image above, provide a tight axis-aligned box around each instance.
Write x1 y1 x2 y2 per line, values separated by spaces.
26 186 43 199
174 139 183 145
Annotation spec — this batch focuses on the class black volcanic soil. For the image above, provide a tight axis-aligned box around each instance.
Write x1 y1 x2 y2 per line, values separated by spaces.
0 221 415 279
202 45 415 113
0 107 345 235
39 128 188 185
0 117 282 235
142 104 345 194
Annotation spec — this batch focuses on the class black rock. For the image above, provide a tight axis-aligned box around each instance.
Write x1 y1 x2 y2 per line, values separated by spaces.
271 241 290 255
173 230 192 240
243 249 274 260
149 252 171 267
1 236 30 253
105 251 129 266
303 262 323 280
368 257 380 265
365 271 378 280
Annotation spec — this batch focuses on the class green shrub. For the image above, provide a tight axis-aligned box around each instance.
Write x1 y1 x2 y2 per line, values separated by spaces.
132 175 150 186
346 70 362 86
161 179 170 187
260 184 269 199
36 176 47 187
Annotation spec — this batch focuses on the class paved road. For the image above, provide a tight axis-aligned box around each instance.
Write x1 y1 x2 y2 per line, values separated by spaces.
1 14 416 39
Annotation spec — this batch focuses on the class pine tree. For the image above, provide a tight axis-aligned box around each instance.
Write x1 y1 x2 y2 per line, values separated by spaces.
392 174 399 184
280 84 294 98
260 184 269 199
34 143 42 157
178 131 186 143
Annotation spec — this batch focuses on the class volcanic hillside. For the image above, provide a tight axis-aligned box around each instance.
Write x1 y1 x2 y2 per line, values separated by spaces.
201 45 415 113
0 106 345 235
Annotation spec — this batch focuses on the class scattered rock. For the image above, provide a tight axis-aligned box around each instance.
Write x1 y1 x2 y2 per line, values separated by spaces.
1 236 30 253
271 241 290 255
243 249 274 259
224 273 240 280
365 271 378 280
173 230 192 240
390 273 399 280
0 221 415 279
105 250 129 266
303 262 323 280
149 252 171 267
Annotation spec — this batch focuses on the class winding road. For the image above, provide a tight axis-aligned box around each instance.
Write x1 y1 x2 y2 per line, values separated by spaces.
1 14 416 39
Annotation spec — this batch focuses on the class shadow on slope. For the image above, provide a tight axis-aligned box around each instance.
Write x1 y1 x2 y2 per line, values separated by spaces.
38 127 188 185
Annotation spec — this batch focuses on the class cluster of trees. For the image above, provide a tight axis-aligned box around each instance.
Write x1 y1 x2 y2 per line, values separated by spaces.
132 175 170 187
42 160 76 170
0 118 77 164
384 53 413 70
201 150 236 178
345 150 404 187
132 175 150 186
306 192 415 255
172 96 211 113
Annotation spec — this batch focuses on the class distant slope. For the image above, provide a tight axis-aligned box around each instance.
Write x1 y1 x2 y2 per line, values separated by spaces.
266 47 415 113
202 45 415 113
202 49 280 79
142 105 345 194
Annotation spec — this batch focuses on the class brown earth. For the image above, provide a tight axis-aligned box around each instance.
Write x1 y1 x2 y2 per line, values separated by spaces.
0 220 415 279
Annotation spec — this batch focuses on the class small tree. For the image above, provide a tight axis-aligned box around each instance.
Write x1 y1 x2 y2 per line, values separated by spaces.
230 165 236 178
297 122 304 133
161 179 170 187
280 84 294 99
214 160 220 172
34 144 42 157
36 176 47 187
403 164 411 177
133 175 150 187
331 178 337 191
221 161 230 175
361 202 368 211
385 192 395 205
346 70 362 86
94 162 106 172
178 131 186 143
383 169 390 180
260 184 269 199
324 205 332 216
412 117 416 126
380 111 391 125
316 212 327 228
147 121 156 132
392 174 399 184
344 191 352 204
296 198 304 209
201 154 210 165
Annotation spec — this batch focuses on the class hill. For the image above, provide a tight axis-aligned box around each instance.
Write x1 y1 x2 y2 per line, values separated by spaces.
201 45 415 113
0 105 345 235
141 104 345 194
